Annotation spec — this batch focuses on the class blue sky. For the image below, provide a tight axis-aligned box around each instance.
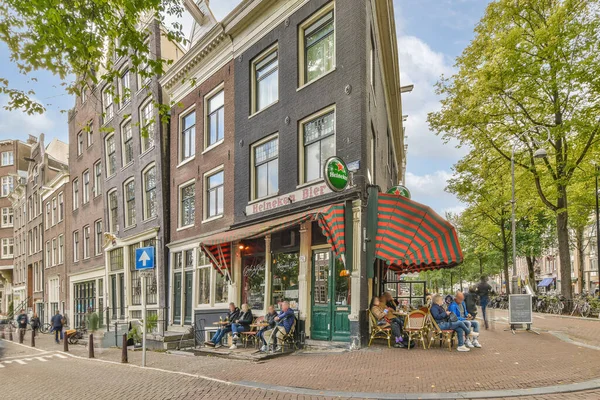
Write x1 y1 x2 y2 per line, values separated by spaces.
0 0 491 215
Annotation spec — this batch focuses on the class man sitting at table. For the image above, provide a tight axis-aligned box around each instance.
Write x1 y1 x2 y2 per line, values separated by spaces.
205 302 240 348
266 301 295 352
259 305 278 352
449 291 481 348
229 303 253 350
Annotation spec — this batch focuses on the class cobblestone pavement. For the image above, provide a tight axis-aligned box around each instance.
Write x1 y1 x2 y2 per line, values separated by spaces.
1 310 598 399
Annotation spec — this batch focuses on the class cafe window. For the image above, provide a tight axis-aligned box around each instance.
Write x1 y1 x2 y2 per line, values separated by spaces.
215 269 228 304
197 266 210 305
242 253 265 311
252 45 278 114
251 135 278 200
300 107 335 183
109 247 123 271
271 252 300 310
299 3 335 86
130 243 142 305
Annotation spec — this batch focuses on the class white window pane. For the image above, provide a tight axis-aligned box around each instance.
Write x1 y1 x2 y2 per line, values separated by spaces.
208 91 224 113
268 159 278 195
217 186 224 215
305 142 321 182
257 164 268 199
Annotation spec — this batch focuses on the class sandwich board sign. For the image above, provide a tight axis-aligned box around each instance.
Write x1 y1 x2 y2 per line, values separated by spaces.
135 247 155 270
508 294 538 334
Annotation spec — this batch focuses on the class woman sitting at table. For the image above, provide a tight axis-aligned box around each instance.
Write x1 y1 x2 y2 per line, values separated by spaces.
370 297 405 348
383 291 399 310
230 303 253 350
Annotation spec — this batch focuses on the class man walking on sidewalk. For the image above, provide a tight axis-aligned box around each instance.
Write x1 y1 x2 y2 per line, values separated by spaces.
51 310 64 344
16 309 28 343
476 276 492 330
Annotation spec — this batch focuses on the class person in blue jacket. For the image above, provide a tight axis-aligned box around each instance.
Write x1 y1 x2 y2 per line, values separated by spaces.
449 291 481 348
430 294 471 352
266 301 295 352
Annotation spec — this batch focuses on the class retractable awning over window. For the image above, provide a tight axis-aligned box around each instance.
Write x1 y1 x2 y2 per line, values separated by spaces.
537 278 554 287
200 204 346 277
374 193 463 274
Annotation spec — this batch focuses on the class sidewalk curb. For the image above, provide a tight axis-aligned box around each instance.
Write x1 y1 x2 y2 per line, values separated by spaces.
234 379 600 399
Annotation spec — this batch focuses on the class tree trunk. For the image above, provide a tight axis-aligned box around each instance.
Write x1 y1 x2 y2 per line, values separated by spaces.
526 255 537 294
576 226 585 294
556 208 573 299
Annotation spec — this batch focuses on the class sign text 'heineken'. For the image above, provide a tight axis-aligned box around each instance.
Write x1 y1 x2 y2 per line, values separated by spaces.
324 156 349 192
387 185 411 199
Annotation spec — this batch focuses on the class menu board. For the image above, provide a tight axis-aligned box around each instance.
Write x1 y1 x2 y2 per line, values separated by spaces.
509 294 533 324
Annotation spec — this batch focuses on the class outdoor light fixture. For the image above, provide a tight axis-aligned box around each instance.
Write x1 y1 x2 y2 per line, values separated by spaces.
238 244 245 250
533 148 548 159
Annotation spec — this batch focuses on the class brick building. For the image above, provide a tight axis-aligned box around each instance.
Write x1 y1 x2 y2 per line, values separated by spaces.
100 17 185 326
0 139 30 314
66 74 106 329
161 1 234 328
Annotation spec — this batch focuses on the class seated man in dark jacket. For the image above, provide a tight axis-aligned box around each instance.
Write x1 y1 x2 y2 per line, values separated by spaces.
206 303 240 348
259 305 278 352
230 303 253 350
266 301 295 352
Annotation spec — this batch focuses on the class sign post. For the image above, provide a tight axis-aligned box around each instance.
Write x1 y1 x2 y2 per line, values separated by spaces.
135 247 155 367
507 294 539 335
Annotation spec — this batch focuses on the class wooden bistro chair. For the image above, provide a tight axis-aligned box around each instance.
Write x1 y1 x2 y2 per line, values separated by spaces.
404 310 428 350
428 316 456 351
241 316 264 349
367 309 392 348
280 317 298 351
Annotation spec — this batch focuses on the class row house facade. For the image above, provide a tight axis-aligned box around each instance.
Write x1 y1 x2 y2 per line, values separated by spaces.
161 0 405 347
9 135 68 320
99 18 185 326
0 139 31 314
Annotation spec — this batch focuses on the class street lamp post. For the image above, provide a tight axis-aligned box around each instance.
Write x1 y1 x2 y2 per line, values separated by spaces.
510 126 550 295
595 165 600 294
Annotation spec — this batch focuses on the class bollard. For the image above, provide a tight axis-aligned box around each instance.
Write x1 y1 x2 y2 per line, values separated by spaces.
9 328 13 341
63 333 69 352
1 328 5 339
19 329 24 344
121 334 128 363
31 330 35 347
88 334 95 358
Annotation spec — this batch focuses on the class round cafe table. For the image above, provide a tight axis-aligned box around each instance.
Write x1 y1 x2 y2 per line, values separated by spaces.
213 321 229 326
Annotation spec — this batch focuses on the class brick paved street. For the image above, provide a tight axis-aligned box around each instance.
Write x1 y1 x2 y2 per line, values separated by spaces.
1 311 599 399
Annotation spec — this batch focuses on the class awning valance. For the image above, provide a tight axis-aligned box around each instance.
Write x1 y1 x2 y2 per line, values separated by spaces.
201 204 346 275
375 193 463 274
537 278 554 287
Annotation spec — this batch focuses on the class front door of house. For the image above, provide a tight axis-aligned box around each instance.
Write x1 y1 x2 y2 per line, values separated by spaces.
311 250 351 341
184 271 193 325
173 272 182 324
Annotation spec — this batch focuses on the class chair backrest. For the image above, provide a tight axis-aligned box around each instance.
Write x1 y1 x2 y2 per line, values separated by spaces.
406 310 427 330
367 309 378 328
429 315 443 333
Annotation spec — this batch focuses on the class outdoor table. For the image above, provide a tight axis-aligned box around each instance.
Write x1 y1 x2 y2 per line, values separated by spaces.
250 323 269 328
213 321 229 326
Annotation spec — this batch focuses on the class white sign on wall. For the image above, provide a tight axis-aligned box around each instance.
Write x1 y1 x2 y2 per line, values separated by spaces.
246 182 332 216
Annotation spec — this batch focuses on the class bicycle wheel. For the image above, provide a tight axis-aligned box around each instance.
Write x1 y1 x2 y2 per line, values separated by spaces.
582 303 591 318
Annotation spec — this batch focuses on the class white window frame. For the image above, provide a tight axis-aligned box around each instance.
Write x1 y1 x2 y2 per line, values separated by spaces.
179 106 196 163
72 178 79 210
83 225 91 259
1 176 13 197
108 189 118 233
203 165 224 222
58 234 64 264
58 192 64 222
142 163 157 220
121 118 134 166
93 161 102 197
139 98 155 153
178 179 195 229
83 170 90 204
298 105 336 185
251 44 279 115
119 69 130 107
73 231 80 262
250 133 279 201
1 151 14 166
123 178 136 228
2 207 14 227
1 238 14 259
45 241 51 267
203 85 225 151
298 2 336 87
105 133 117 177
95 220 103 256
52 238 57 266
102 85 114 123
77 131 84 156
87 120 94 147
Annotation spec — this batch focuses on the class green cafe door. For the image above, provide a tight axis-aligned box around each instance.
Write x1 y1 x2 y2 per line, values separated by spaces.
311 249 351 341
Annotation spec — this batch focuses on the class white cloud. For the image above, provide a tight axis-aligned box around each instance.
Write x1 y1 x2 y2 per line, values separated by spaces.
405 170 465 216
0 95 55 141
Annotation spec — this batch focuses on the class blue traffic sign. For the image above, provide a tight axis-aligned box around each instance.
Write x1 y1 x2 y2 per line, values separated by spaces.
135 247 155 270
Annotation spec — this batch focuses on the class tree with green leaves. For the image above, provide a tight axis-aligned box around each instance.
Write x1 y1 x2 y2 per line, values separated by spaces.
429 0 600 299
0 0 186 118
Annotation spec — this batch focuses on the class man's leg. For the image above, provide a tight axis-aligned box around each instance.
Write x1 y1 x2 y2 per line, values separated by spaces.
212 328 224 344
231 323 239 335
274 326 286 349
470 320 480 333
480 296 489 329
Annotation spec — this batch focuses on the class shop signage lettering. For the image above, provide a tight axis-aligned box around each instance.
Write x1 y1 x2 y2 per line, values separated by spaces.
246 182 332 215
244 263 265 277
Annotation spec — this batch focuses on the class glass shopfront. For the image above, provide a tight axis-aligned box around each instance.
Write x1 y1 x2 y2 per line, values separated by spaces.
271 252 299 310
242 254 266 311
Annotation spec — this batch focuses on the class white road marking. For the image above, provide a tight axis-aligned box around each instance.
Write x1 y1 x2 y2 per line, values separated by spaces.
35 357 48 362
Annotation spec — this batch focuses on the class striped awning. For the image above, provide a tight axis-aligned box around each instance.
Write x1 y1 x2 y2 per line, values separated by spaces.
201 204 346 275
375 193 462 274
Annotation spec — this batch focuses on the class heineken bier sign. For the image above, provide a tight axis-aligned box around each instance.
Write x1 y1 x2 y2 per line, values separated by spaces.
387 185 411 199
324 156 349 192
